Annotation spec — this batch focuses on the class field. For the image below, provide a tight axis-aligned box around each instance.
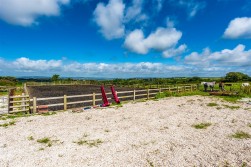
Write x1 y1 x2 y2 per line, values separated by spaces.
27 85 147 110
1 95 251 166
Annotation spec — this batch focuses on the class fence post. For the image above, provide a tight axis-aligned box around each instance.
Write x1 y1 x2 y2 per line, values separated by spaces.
190 85 193 91
147 89 149 100
64 95 67 110
21 93 25 112
133 89 136 101
33 97 37 113
93 92 96 106
159 88 161 93
7 92 10 114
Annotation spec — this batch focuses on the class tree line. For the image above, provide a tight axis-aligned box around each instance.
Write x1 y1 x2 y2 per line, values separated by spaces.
0 72 250 86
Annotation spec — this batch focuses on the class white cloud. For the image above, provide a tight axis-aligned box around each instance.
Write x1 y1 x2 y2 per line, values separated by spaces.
124 0 148 23
223 17 251 39
0 0 70 26
13 57 62 72
124 26 182 55
162 44 187 58
171 0 206 18
185 44 251 67
93 0 125 40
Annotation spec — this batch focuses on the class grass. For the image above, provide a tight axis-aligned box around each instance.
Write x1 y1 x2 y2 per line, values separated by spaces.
36 137 57 147
0 120 16 128
74 139 103 147
37 137 51 144
248 123 251 128
222 104 240 110
0 113 34 120
28 136 34 141
231 131 251 139
193 122 212 129
41 112 57 116
207 103 218 107
146 159 154 167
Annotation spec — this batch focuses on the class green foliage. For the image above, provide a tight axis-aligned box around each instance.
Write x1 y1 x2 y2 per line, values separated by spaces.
0 76 17 86
222 104 240 110
74 139 103 147
51 74 60 82
192 123 212 129
207 103 218 107
0 120 16 128
37 137 51 144
225 72 250 82
231 131 251 139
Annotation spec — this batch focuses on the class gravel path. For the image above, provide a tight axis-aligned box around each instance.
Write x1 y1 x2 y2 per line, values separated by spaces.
0 96 251 167
0 96 8 114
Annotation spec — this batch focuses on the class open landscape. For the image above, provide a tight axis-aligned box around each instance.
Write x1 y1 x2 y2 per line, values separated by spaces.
1 95 251 167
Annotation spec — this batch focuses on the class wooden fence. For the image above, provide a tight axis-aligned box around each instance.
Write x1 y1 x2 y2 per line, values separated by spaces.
6 85 197 114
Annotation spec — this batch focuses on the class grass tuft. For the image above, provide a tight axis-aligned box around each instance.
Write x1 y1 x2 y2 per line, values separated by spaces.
207 103 218 107
231 131 251 139
193 122 212 129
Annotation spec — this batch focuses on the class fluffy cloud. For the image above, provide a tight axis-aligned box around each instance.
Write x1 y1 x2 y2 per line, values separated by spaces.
93 0 125 40
13 57 62 72
223 17 251 39
124 26 183 55
184 44 251 67
0 0 70 26
162 44 187 58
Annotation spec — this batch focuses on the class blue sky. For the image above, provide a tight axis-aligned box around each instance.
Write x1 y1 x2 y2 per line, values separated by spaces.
0 0 251 78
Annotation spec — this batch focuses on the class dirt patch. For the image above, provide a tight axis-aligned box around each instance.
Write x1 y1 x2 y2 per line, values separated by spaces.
0 96 251 166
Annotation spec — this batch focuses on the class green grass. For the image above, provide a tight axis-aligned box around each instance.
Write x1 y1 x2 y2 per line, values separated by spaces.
28 136 34 140
41 112 57 116
36 137 61 147
37 137 51 144
0 120 16 128
74 139 103 147
146 159 154 167
193 123 212 129
0 113 34 120
231 131 251 139
207 103 218 107
222 104 240 110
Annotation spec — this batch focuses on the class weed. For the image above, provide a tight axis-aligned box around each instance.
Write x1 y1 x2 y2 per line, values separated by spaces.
231 131 251 139
146 159 154 167
104 129 110 133
216 107 222 110
28 136 34 141
74 139 103 147
38 148 44 151
37 137 50 144
0 120 16 128
193 123 212 129
41 112 56 116
248 123 251 128
241 162 248 167
207 103 218 107
222 104 240 110
231 119 237 123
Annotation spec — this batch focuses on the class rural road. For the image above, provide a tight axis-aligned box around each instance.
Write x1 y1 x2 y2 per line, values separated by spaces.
0 96 8 114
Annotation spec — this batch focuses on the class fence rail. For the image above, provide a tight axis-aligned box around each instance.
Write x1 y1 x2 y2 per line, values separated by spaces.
5 85 197 114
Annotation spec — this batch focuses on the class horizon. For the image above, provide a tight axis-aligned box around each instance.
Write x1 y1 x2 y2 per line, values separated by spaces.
0 0 251 77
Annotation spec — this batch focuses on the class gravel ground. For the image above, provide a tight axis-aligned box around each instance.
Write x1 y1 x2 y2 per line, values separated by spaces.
0 96 8 114
0 95 251 167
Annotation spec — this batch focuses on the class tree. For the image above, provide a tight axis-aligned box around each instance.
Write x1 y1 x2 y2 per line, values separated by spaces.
225 72 250 82
51 74 60 82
